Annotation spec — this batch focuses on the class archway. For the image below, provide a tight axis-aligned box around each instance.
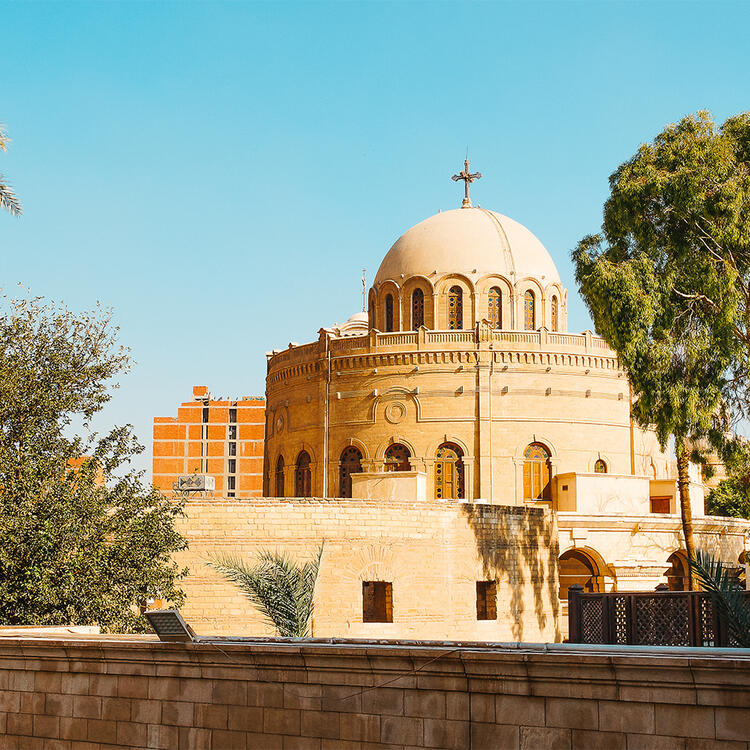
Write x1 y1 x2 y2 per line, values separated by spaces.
295 450 311 498
523 442 552 500
666 551 689 591
558 548 603 602
384 443 411 472
275 455 285 497
435 442 464 499
339 446 363 498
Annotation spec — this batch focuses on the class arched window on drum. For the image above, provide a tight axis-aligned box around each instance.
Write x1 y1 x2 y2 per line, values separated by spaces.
488 286 502 329
295 450 312 498
524 290 536 331
411 288 425 330
594 459 607 474
447 286 463 330
551 294 559 331
339 446 363 498
523 442 551 500
275 455 285 497
384 294 394 332
435 443 464 499
384 443 411 472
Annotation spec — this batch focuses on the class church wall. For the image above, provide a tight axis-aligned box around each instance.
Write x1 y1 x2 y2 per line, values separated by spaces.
175 498 561 642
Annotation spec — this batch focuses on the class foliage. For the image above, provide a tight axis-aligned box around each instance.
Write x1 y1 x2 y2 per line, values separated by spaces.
706 477 750 519
0 295 187 632
0 124 22 216
208 545 324 637
573 111 750 587
690 548 750 648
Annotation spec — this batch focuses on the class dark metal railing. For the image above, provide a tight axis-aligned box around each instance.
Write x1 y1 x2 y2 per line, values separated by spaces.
568 585 750 647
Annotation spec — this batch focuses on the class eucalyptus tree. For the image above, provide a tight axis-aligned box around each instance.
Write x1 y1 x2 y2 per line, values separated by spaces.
0 124 21 216
573 111 750 588
0 295 187 630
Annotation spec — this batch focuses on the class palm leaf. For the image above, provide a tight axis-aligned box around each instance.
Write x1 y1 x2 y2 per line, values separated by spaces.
207 544 324 637
690 548 750 647
0 175 21 216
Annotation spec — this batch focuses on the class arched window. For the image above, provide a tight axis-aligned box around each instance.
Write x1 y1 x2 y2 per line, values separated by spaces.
384 443 411 472
666 551 688 591
448 286 463 330
488 287 502 328
275 455 285 497
523 442 551 500
295 450 311 498
558 549 603 601
594 459 607 474
339 446 363 498
551 295 559 331
411 288 424 330
524 290 535 331
384 294 394 332
435 442 464 499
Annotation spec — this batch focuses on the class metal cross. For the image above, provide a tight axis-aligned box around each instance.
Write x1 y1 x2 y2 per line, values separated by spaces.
452 158 482 208
361 268 367 312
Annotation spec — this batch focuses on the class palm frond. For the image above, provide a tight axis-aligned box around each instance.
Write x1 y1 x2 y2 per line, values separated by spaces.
207 544 324 638
0 176 22 216
690 548 750 647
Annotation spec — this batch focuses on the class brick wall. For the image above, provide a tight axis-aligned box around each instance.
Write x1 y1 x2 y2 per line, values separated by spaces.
175 498 560 642
0 637 748 749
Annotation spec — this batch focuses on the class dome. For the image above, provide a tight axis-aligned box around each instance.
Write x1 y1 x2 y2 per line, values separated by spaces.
374 207 561 286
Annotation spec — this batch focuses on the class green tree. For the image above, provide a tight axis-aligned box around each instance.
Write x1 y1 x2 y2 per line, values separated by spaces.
0 124 22 216
573 111 750 589
209 546 323 637
706 477 750 519
0 295 187 631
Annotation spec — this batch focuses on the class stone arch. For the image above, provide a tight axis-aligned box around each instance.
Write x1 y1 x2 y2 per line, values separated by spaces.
514 435 558 459
558 546 607 601
402 275 436 330
295 449 312 498
665 550 689 591
336 436 371 461
338 445 363 498
434 441 465 500
375 435 419 461
274 454 285 497
435 274 476 329
376 280 401 332
476 274 514 329
589 453 613 473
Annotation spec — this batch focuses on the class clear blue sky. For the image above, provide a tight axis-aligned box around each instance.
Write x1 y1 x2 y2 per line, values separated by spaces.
2 1 749 477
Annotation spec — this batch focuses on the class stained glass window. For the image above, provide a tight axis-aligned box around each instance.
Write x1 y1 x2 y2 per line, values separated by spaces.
275 455 285 497
412 288 424 329
385 294 394 332
524 290 535 331
488 287 502 329
551 295 559 331
435 442 464 499
384 443 411 472
295 450 311 498
594 459 607 474
523 442 551 500
339 446 363 498
448 286 463 330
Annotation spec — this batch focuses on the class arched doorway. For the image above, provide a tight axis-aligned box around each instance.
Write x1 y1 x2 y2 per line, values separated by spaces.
275 455 285 497
339 446 363 498
666 551 689 591
558 549 603 602
435 442 464 499
523 442 552 500
384 443 411 472
295 450 312 498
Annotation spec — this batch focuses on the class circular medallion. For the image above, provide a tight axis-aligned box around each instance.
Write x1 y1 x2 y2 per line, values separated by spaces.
384 402 406 424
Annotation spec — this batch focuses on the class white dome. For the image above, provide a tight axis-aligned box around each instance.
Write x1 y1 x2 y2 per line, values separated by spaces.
375 207 560 286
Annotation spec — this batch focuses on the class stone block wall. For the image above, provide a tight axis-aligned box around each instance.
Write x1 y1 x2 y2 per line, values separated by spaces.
0 636 748 749
175 498 560 642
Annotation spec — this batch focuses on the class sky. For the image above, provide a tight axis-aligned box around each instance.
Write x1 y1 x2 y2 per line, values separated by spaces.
1 1 749 477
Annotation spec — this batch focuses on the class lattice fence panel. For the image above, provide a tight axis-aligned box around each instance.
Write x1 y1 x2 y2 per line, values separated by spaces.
613 596 628 644
698 595 716 647
634 595 690 646
580 597 606 644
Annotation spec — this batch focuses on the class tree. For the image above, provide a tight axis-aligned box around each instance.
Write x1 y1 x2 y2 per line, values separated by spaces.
0 124 22 216
706 477 750 519
0 295 187 631
573 111 750 589
209 546 323 637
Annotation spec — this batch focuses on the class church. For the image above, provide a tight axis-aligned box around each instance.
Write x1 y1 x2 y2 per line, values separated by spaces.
175 162 750 639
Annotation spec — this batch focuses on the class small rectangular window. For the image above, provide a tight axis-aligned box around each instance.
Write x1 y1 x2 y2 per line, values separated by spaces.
228 442 237 456
228 425 237 440
227 476 236 491
229 408 237 423
227 492 235 498
228 459 236 474
476 581 497 620
650 497 671 514
202 407 209 423
362 581 393 623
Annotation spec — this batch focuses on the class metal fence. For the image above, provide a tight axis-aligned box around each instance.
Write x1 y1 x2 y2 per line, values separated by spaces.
568 585 750 647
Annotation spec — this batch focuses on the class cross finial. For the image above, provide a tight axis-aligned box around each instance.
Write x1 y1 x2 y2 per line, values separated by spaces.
452 157 482 208
361 268 367 312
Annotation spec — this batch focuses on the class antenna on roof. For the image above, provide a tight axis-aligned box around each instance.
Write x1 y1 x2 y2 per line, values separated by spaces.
361 268 367 312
